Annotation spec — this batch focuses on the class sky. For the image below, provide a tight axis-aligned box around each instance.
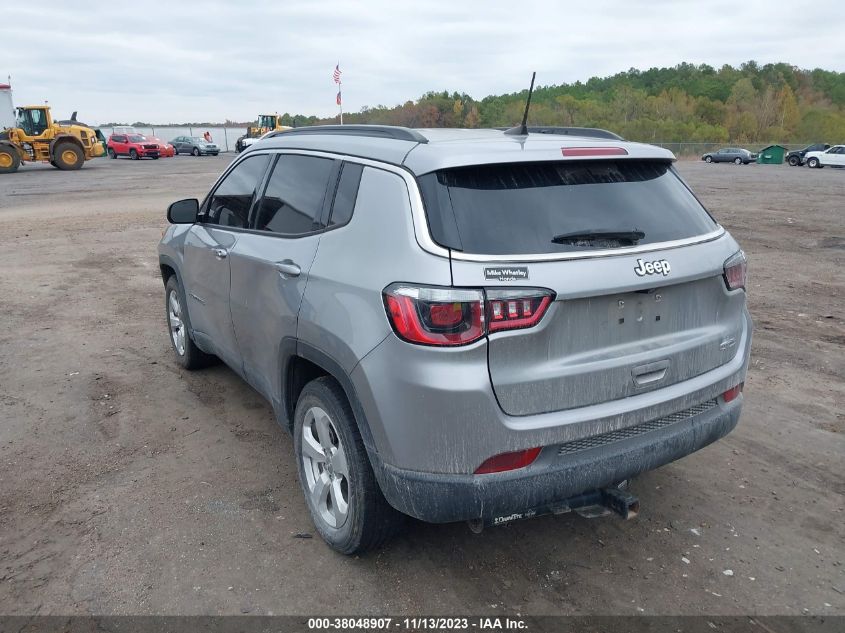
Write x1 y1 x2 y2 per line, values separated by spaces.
2 0 843 125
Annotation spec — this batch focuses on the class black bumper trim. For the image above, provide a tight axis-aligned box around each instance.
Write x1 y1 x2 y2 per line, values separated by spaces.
377 399 741 524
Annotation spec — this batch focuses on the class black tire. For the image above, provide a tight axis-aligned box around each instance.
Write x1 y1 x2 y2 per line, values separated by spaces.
192 147 200 157
294 377 403 554
734 157 742 165
704 155 712 163
164 276 216 370
211 152 218 156
788 155 800 166
807 157 820 168
130 149 139 160
53 142 84 170
108 148 117 159
0 144 21 173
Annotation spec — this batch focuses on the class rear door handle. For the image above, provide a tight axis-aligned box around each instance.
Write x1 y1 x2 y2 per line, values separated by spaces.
214 248 228 259
275 261 301 278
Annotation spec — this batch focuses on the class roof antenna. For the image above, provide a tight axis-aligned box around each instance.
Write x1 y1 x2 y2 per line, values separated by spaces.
505 72 536 136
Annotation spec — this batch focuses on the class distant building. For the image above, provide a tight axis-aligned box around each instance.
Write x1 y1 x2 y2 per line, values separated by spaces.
0 83 13 130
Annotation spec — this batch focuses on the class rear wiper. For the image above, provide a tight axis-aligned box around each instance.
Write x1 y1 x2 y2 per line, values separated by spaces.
551 230 645 245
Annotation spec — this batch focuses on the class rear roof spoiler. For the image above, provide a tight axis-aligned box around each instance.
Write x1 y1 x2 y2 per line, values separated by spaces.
503 126 624 141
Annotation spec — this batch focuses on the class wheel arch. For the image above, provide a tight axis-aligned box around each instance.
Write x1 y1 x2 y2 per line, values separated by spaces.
0 140 22 156
158 253 197 339
49 134 84 157
158 253 181 287
279 340 382 467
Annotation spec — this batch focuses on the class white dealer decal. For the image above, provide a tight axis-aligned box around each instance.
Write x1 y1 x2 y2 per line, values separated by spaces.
633 258 671 277
484 266 529 281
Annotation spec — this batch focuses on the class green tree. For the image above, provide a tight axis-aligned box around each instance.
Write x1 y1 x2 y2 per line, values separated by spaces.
292 61 844 144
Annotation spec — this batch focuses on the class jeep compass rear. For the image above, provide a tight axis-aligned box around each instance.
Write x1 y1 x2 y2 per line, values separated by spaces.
159 125 751 554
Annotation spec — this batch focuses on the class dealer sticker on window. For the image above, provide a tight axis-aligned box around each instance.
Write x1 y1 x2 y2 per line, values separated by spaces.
484 266 529 281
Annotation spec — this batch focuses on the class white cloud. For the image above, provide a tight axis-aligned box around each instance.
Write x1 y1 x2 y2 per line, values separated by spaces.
1 0 842 124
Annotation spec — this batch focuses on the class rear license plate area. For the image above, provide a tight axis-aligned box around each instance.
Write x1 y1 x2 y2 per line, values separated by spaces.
608 288 668 328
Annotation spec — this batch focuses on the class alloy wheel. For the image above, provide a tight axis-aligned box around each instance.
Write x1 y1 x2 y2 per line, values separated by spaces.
301 406 350 529
168 290 186 355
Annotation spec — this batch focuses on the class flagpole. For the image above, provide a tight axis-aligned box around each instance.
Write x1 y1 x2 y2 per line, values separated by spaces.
334 62 343 124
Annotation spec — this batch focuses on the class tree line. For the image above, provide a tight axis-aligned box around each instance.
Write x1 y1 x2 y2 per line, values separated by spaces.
280 61 845 144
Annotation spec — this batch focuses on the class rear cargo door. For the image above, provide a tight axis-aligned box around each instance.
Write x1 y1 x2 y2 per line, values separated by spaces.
424 159 748 416
452 246 746 415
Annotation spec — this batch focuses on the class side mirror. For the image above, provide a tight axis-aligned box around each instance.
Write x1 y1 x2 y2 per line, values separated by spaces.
167 198 199 224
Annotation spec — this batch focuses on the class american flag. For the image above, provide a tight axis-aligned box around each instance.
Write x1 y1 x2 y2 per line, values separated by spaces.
336 91 342 106
333 64 342 84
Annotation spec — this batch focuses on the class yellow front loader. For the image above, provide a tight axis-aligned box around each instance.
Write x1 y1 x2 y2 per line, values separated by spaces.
0 105 105 173
235 114 291 152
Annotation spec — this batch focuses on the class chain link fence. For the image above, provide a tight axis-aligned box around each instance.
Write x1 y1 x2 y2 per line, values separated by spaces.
93 129 814 158
97 126 248 152
652 142 809 158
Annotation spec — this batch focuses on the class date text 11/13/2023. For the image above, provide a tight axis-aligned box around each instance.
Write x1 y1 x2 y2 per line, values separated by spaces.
306 616 529 630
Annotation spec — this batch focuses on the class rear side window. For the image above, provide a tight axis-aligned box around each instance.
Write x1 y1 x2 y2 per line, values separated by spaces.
206 154 270 228
419 160 717 255
329 162 363 227
254 154 334 235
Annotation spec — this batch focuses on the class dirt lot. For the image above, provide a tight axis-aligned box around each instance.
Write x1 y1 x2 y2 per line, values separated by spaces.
0 156 843 616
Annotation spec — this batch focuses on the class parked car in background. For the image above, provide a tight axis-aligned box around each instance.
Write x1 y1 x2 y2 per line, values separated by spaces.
147 136 175 157
107 133 160 160
171 136 219 156
701 148 757 164
786 143 830 166
159 124 751 554
804 145 845 168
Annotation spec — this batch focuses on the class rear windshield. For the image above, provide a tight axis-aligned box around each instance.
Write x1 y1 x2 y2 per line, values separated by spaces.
419 160 718 255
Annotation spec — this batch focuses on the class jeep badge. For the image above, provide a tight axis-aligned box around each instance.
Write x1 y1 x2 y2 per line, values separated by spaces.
634 258 671 276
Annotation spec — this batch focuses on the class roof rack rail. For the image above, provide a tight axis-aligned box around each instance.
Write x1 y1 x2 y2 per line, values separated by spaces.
267 125 428 144
503 126 624 141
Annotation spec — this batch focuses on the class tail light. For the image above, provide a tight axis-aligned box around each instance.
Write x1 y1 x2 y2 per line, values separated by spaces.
383 285 485 346
486 289 554 333
383 284 554 347
723 251 747 291
722 383 744 403
474 447 542 474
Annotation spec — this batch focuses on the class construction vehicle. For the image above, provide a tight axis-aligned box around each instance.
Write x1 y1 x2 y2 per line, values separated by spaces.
0 105 105 173
235 114 291 152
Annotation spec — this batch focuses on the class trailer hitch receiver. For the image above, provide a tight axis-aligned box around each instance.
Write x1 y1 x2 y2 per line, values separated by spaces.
600 486 640 520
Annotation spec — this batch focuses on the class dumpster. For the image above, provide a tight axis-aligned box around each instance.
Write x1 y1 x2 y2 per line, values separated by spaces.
756 144 787 164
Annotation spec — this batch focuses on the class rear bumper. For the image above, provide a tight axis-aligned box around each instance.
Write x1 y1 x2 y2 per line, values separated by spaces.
352 309 752 475
377 397 741 523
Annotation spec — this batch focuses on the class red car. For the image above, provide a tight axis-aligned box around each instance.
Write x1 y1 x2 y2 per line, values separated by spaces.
148 136 175 157
107 133 161 160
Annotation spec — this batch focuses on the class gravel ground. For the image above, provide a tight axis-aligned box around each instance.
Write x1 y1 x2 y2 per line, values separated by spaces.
0 156 843 616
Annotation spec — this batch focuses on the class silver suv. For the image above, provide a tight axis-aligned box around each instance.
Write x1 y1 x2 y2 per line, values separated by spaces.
158 125 751 554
